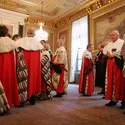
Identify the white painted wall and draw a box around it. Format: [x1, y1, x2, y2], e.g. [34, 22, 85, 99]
[0, 8, 28, 35]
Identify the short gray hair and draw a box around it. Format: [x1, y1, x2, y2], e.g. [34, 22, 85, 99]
[27, 29, 35, 37]
[58, 39, 65, 46]
[111, 30, 120, 37]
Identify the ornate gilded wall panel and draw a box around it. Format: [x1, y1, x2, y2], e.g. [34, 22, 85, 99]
[92, 5, 125, 49]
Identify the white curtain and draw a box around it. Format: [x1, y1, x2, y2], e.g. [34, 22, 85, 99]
[70, 16, 88, 82]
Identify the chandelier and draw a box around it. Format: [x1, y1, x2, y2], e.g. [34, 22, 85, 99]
[35, 1, 48, 41]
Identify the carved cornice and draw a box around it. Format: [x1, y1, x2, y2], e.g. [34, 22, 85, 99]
[56, 0, 118, 29]
[24, 16, 58, 31]
[0, 0, 119, 30]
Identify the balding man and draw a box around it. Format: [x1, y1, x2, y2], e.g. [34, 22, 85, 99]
[16, 29, 43, 105]
[52, 39, 68, 97]
[103, 30, 124, 106]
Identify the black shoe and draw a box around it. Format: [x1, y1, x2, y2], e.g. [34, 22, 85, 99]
[29, 95, 36, 105]
[61, 92, 66, 95]
[123, 112, 125, 115]
[98, 91, 105, 94]
[82, 91, 85, 96]
[84, 94, 91, 96]
[120, 104, 125, 109]
[121, 101, 125, 105]
[105, 101, 116, 106]
[0, 111, 10, 116]
[15, 104, 24, 108]
[53, 93, 62, 98]
[102, 96, 105, 99]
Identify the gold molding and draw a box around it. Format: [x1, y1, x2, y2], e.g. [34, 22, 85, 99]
[91, 0, 125, 19]
[56, 0, 117, 29]
[90, 0, 125, 50]
[0, 0, 121, 30]
[24, 16, 58, 31]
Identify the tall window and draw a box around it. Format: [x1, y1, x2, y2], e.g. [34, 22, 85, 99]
[70, 16, 88, 82]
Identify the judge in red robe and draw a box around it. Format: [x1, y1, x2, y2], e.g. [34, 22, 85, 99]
[52, 39, 68, 97]
[39, 40, 52, 100]
[79, 44, 94, 96]
[0, 25, 20, 108]
[16, 29, 43, 105]
[103, 30, 124, 106]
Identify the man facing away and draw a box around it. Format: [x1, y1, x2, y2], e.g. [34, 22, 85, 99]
[0, 25, 20, 109]
[103, 30, 124, 106]
[52, 39, 68, 98]
[16, 29, 43, 105]
[39, 40, 52, 100]
[79, 44, 94, 96]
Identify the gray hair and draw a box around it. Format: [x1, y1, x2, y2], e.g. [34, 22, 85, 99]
[46, 43, 51, 51]
[40, 40, 51, 51]
[111, 30, 120, 37]
[58, 39, 65, 46]
[27, 29, 35, 37]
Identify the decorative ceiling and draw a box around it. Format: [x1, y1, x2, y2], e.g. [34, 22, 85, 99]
[0, 0, 95, 20]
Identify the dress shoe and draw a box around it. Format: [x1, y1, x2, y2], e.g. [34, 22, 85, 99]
[84, 94, 91, 96]
[102, 96, 105, 99]
[105, 101, 116, 106]
[121, 101, 125, 105]
[0, 111, 10, 116]
[120, 104, 125, 109]
[53, 93, 62, 98]
[15, 104, 24, 108]
[98, 91, 105, 94]
[29, 95, 36, 105]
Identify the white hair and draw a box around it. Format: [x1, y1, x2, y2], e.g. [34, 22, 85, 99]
[58, 39, 65, 46]
[111, 30, 120, 37]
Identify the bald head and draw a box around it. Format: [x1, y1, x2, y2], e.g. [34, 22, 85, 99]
[27, 29, 35, 37]
[110, 30, 120, 42]
[56, 39, 64, 48]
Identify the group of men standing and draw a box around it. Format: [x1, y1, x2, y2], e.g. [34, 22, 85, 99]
[79, 30, 125, 114]
[0, 25, 68, 116]
[0, 24, 125, 116]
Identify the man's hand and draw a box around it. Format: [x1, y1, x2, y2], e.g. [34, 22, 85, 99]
[106, 51, 114, 58]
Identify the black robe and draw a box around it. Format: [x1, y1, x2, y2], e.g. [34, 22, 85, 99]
[95, 51, 107, 89]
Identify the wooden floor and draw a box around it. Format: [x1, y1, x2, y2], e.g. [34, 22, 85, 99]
[0, 84, 125, 125]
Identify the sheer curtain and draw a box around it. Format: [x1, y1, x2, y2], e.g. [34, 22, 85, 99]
[70, 16, 88, 82]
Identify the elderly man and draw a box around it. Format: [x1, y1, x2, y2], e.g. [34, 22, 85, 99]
[16, 29, 43, 105]
[52, 39, 68, 97]
[79, 44, 94, 96]
[103, 30, 124, 106]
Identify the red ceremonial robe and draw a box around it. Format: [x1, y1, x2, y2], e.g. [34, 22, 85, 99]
[0, 51, 19, 107]
[119, 75, 125, 101]
[22, 50, 41, 99]
[52, 55, 65, 93]
[79, 57, 94, 95]
[51, 46, 68, 94]
[105, 58, 123, 101]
